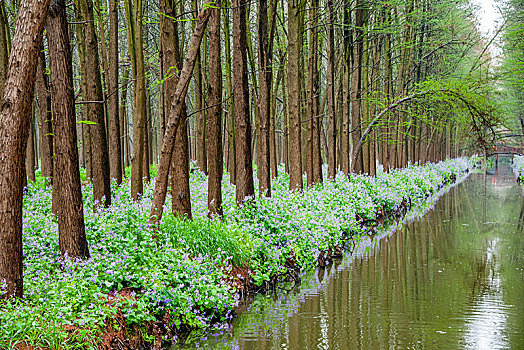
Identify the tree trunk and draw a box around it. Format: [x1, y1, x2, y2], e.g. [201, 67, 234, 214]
[256, 0, 271, 196]
[0, 0, 50, 299]
[150, 3, 211, 223]
[351, 0, 364, 173]
[208, 0, 223, 216]
[327, 0, 337, 179]
[193, 0, 207, 174]
[223, 0, 236, 183]
[77, 0, 111, 207]
[341, 2, 350, 176]
[47, 0, 89, 259]
[36, 49, 53, 184]
[126, 0, 147, 200]
[160, 0, 192, 218]
[232, 0, 255, 204]
[288, 0, 303, 190]
[120, 63, 131, 169]
[107, 0, 122, 183]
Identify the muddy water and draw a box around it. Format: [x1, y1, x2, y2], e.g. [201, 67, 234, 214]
[181, 161, 524, 349]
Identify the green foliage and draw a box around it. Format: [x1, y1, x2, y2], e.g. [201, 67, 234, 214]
[159, 216, 253, 267]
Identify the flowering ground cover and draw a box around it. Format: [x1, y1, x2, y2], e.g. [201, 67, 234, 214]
[0, 156, 481, 349]
[513, 155, 524, 182]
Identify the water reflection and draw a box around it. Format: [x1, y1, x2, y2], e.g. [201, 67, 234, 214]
[179, 161, 524, 349]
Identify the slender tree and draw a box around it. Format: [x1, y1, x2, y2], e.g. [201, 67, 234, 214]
[107, 0, 122, 183]
[207, 0, 224, 216]
[232, 0, 255, 203]
[257, 0, 271, 196]
[288, 0, 303, 190]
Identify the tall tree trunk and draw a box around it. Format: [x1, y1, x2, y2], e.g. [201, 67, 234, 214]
[327, 0, 336, 179]
[193, 0, 207, 174]
[47, 0, 89, 259]
[351, 0, 364, 173]
[160, 0, 192, 218]
[257, 0, 271, 196]
[77, 0, 111, 207]
[107, 0, 122, 183]
[306, 0, 316, 186]
[150, 3, 211, 224]
[36, 50, 53, 185]
[120, 63, 131, 169]
[340, 2, 351, 176]
[208, 0, 223, 216]
[223, 0, 236, 183]
[233, 0, 255, 203]
[126, 0, 147, 200]
[0, 0, 51, 299]
[288, 0, 303, 190]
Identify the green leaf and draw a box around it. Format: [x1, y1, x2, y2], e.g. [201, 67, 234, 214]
[77, 120, 98, 125]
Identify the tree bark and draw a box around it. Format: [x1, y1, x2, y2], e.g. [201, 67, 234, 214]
[327, 0, 336, 179]
[223, 0, 236, 183]
[0, 0, 51, 299]
[288, 0, 303, 190]
[47, 0, 89, 260]
[193, 0, 207, 174]
[36, 49, 53, 184]
[107, 0, 122, 183]
[126, 0, 147, 200]
[207, 0, 223, 216]
[351, 0, 364, 173]
[232, 0, 255, 203]
[256, 0, 271, 196]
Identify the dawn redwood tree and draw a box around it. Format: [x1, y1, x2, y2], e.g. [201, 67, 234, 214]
[193, 0, 207, 174]
[288, 0, 303, 190]
[232, 0, 255, 203]
[257, 0, 271, 196]
[150, 3, 212, 224]
[0, 0, 51, 299]
[326, 0, 336, 179]
[107, 0, 122, 184]
[76, 0, 111, 207]
[351, 0, 365, 173]
[47, 0, 89, 259]
[125, 0, 148, 201]
[36, 49, 53, 186]
[160, 0, 192, 219]
[207, 0, 224, 216]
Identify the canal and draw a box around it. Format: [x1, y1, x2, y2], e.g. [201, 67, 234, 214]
[180, 159, 524, 349]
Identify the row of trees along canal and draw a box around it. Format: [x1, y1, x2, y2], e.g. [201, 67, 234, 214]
[0, 0, 518, 299]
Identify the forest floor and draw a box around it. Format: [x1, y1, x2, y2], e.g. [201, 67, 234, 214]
[0, 156, 483, 349]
